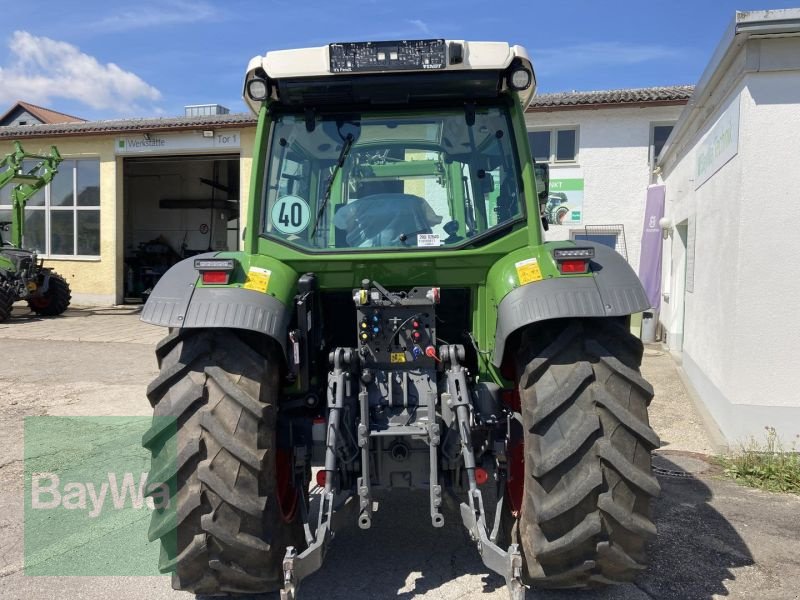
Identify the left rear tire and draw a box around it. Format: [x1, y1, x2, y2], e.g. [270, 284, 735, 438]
[143, 328, 304, 594]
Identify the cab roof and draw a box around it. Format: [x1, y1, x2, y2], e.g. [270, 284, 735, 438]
[243, 40, 535, 113]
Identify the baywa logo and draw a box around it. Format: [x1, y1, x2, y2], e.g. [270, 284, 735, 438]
[24, 416, 176, 576]
[31, 472, 169, 518]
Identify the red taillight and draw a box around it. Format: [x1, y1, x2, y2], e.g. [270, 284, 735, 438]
[475, 467, 489, 485]
[559, 259, 588, 274]
[316, 470, 327, 487]
[201, 271, 230, 284]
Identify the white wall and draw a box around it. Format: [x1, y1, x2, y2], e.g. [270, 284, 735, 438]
[526, 104, 684, 273]
[659, 37, 800, 443]
[731, 69, 800, 416]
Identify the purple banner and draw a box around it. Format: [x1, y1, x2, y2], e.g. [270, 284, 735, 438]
[638, 185, 666, 310]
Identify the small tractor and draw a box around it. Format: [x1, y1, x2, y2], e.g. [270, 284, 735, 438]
[0, 142, 71, 322]
[141, 39, 659, 599]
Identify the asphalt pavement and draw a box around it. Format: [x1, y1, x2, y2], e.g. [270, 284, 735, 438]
[1, 306, 799, 600]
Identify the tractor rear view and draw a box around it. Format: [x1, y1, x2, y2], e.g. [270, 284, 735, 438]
[141, 39, 659, 599]
[0, 142, 71, 322]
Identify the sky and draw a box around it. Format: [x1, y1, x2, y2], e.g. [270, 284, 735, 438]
[0, 0, 798, 121]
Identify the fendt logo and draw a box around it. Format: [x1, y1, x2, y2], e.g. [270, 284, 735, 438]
[31, 472, 169, 518]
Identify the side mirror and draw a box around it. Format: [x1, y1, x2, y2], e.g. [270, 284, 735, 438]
[534, 163, 550, 232]
[534, 162, 549, 202]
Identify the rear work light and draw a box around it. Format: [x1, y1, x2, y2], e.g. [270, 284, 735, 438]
[247, 77, 268, 101]
[553, 247, 594, 274]
[195, 258, 235, 285]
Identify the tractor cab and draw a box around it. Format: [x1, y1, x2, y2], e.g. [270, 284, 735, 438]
[244, 40, 538, 254]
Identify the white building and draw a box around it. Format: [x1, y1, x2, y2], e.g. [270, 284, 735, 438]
[525, 87, 691, 272]
[658, 9, 800, 444]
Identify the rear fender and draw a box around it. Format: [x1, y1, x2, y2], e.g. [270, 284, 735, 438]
[491, 242, 649, 367]
[141, 252, 298, 354]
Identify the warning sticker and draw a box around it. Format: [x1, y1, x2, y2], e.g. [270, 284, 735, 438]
[515, 257, 543, 285]
[417, 233, 441, 247]
[390, 352, 407, 363]
[243, 267, 271, 293]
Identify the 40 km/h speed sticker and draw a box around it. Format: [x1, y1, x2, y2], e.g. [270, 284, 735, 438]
[271, 195, 310, 235]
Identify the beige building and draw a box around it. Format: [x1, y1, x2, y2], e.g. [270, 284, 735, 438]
[1, 113, 257, 304]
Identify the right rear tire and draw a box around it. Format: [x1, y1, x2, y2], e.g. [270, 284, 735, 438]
[512, 319, 660, 588]
[143, 328, 303, 594]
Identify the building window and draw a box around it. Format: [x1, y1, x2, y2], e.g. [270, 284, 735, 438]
[0, 159, 100, 257]
[528, 131, 550, 162]
[527, 127, 578, 163]
[571, 224, 629, 262]
[650, 123, 675, 164]
[573, 231, 617, 248]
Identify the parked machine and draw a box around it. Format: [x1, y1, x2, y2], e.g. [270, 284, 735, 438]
[141, 39, 659, 599]
[0, 142, 71, 322]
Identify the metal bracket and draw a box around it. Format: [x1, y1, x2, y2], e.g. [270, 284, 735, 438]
[442, 344, 527, 600]
[357, 384, 372, 529]
[281, 347, 356, 600]
[428, 419, 444, 527]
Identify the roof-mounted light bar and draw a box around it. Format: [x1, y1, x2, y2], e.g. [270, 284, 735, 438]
[243, 40, 536, 113]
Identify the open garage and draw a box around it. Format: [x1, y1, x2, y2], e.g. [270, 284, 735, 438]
[122, 153, 240, 301]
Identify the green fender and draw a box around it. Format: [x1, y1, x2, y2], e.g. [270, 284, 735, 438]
[487, 241, 650, 367]
[140, 251, 299, 353]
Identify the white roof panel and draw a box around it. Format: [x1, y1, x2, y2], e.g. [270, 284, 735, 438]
[243, 40, 535, 113]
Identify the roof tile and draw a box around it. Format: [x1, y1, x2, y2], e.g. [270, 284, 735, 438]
[529, 85, 695, 109]
[0, 112, 257, 139]
[17, 101, 86, 124]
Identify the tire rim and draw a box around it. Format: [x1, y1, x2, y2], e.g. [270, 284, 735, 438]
[275, 448, 299, 523]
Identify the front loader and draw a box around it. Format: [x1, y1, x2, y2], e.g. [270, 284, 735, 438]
[141, 39, 659, 599]
[0, 142, 71, 322]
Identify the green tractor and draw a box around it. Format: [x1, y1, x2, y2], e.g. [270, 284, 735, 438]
[0, 142, 72, 322]
[141, 39, 659, 599]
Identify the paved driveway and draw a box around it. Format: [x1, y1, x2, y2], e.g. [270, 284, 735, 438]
[1, 307, 799, 599]
[0, 303, 164, 345]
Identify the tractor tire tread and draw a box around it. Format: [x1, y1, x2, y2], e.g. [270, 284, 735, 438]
[516, 318, 659, 589]
[28, 272, 71, 316]
[145, 329, 302, 595]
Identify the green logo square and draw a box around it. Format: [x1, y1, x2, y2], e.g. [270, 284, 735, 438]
[24, 416, 175, 576]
